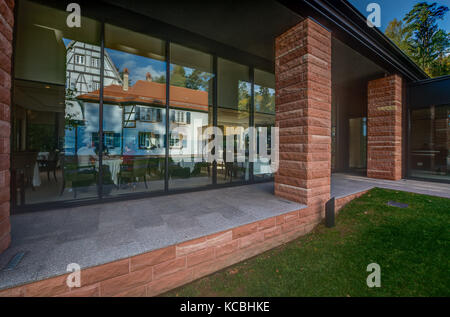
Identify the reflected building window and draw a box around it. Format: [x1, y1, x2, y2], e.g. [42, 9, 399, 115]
[74, 54, 85, 65]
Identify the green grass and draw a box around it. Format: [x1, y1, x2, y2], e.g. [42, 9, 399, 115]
[164, 188, 450, 297]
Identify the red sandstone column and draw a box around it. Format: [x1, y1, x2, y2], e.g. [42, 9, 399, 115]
[0, 0, 14, 254]
[274, 18, 331, 207]
[367, 74, 403, 181]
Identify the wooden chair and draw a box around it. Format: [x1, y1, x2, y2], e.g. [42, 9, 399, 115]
[118, 157, 149, 189]
[60, 154, 97, 198]
[38, 151, 59, 183]
[12, 152, 38, 190]
[11, 152, 38, 205]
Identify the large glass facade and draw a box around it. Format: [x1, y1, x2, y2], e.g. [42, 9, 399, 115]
[217, 58, 250, 184]
[12, 0, 275, 210]
[169, 44, 214, 189]
[12, 0, 102, 205]
[254, 69, 275, 180]
[101, 24, 167, 195]
[409, 105, 450, 182]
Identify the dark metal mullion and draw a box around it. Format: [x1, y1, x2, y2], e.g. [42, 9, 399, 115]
[98, 22, 105, 199]
[212, 55, 218, 185]
[164, 41, 170, 192]
[249, 67, 255, 183]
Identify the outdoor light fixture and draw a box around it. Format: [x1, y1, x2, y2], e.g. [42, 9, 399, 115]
[325, 197, 335, 228]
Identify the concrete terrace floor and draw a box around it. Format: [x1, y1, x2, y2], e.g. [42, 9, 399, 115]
[331, 173, 450, 199]
[0, 174, 449, 291]
[0, 182, 305, 291]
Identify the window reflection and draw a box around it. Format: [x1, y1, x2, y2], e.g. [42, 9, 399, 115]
[12, 0, 278, 209]
[409, 105, 450, 182]
[217, 58, 250, 183]
[169, 44, 214, 189]
[12, 0, 102, 205]
[97, 24, 167, 194]
[254, 69, 275, 180]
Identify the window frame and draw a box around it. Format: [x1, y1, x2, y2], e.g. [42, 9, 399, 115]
[74, 54, 85, 65]
[91, 57, 100, 68]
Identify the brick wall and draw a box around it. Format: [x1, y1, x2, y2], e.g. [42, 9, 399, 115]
[0, 0, 13, 254]
[274, 18, 331, 208]
[335, 190, 369, 213]
[367, 74, 403, 181]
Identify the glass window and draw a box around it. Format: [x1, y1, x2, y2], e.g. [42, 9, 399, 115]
[254, 69, 275, 180]
[91, 57, 100, 68]
[139, 132, 161, 150]
[100, 23, 167, 195]
[11, 0, 277, 210]
[217, 58, 250, 183]
[409, 105, 450, 182]
[12, 0, 102, 206]
[169, 43, 214, 189]
[75, 54, 85, 65]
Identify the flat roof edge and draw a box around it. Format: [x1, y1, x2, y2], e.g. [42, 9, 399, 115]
[278, 0, 429, 82]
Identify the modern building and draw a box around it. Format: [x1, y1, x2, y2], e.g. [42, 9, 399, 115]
[0, 0, 449, 296]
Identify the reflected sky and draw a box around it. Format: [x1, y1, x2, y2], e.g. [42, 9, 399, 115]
[106, 48, 166, 86]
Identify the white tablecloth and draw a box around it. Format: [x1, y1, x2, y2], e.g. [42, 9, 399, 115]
[254, 161, 273, 174]
[32, 163, 41, 187]
[97, 159, 122, 185]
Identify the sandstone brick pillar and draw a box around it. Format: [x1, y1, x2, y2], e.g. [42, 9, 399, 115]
[367, 74, 403, 181]
[274, 18, 331, 207]
[0, 0, 14, 254]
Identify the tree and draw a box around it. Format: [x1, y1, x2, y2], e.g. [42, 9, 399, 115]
[403, 2, 449, 75]
[238, 81, 250, 110]
[185, 69, 211, 90]
[154, 74, 166, 84]
[430, 53, 450, 77]
[170, 65, 187, 87]
[429, 29, 450, 76]
[385, 18, 412, 54]
[259, 86, 274, 113]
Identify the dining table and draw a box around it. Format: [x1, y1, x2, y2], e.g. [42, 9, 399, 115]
[96, 158, 123, 186]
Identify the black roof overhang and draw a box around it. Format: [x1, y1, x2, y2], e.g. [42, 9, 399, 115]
[408, 75, 450, 109]
[25, 0, 427, 81]
[277, 0, 429, 82]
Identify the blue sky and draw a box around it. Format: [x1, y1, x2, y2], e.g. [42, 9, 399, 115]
[348, 0, 450, 32]
[106, 48, 166, 86]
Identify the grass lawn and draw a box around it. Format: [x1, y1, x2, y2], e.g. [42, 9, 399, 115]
[164, 188, 450, 297]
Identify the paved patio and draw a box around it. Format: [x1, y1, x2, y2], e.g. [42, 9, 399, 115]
[0, 182, 305, 291]
[331, 173, 450, 199]
[0, 174, 449, 291]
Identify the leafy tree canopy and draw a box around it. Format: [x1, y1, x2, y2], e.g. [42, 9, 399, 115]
[385, 2, 450, 77]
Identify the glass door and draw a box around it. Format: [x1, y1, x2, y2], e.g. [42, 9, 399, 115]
[348, 117, 367, 172]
